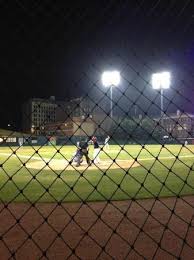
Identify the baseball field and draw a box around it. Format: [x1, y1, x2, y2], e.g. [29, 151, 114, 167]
[0, 144, 194, 203]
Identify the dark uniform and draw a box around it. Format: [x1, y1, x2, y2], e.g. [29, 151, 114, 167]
[69, 148, 83, 164]
[76, 139, 91, 167]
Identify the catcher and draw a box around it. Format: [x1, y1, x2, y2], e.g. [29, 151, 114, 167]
[70, 146, 83, 165]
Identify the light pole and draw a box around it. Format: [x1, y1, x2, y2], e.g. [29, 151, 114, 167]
[151, 71, 171, 117]
[102, 70, 120, 118]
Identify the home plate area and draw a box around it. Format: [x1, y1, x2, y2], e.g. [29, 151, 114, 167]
[26, 159, 140, 171]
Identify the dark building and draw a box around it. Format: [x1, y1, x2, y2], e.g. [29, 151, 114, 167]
[43, 116, 96, 137]
[161, 110, 194, 140]
[22, 96, 57, 135]
[22, 96, 107, 135]
[56, 97, 100, 122]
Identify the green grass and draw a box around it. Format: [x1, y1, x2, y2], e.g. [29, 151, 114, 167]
[0, 144, 194, 203]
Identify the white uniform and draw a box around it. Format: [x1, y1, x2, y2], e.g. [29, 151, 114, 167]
[93, 139, 101, 164]
[93, 148, 100, 164]
[104, 136, 110, 150]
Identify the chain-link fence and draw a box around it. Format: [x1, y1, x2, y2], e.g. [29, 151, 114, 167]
[0, 1, 194, 259]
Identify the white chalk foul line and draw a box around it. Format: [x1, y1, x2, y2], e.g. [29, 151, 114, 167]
[139, 154, 194, 162]
[105, 154, 194, 163]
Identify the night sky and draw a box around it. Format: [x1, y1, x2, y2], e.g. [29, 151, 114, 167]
[0, 1, 194, 130]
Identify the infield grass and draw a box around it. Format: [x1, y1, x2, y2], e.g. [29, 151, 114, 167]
[0, 144, 194, 202]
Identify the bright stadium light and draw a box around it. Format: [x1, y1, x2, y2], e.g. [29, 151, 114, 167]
[151, 71, 171, 117]
[102, 71, 120, 87]
[152, 71, 171, 90]
[102, 70, 121, 118]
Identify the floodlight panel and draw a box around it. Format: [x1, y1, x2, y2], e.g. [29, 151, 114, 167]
[152, 72, 171, 89]
[102, 71, 120, 87]
[152, 73, 161, 89]
[161, 72, 171, 89]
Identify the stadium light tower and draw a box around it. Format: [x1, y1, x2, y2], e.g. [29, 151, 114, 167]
[151, 71, 171, 117]
[102, 70, 120, 118]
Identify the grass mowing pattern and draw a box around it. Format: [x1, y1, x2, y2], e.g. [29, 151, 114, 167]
[0, 145, 194, 202]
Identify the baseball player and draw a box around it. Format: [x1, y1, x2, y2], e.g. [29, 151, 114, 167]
[104, 135, 110, 150]
[69, 146, 83, 165]
[92, 136, 101, 164]
[75, 138, 91, 167]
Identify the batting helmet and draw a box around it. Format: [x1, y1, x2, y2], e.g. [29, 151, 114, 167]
[92, 136, 97, 142]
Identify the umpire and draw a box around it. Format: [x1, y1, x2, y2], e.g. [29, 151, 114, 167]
[76, 138, 91, 167]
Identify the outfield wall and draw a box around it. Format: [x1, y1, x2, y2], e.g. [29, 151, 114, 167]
[0, 135, 187, 147]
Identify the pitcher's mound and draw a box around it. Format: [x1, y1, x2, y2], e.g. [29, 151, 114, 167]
[26, 159, 140, 171]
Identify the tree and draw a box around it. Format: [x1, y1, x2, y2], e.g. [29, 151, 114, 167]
[111, 116, 167, 143]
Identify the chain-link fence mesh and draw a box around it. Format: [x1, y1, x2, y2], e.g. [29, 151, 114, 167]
[0, 1, 194, 259]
